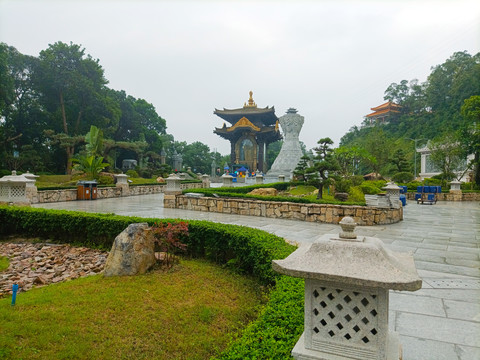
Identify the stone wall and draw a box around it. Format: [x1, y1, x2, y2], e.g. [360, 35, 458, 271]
[33, 183, 202, 204]
[405, 191, 480, 201]
[168, 195, 403, 226]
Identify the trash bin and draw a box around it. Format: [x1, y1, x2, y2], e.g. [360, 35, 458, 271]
[77, 181, 98, 200]
[400, 194, 407, 206]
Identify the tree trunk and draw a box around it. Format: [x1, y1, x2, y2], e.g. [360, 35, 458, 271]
[65, 146, 74, 175]
[59, 91, 68, 134]
[316, 183, 323, 199]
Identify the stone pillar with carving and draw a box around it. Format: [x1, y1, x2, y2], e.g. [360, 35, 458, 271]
[266, 108, 304, 181]
[273, 217, 422, 360]
[115, 173, 129, 196]
[163, 174, 182, 208]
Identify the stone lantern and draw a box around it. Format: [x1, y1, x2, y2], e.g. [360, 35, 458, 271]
[0, 170, 36, 205]
[255, 174, 264, 184]
[273, 217, 422, 360]
[382, 181, 402, 209]
[278, 174, 286, 182]
[114, 173, 129, 196]
[163, 173, 182, 208]
[221, 173, 233, 187]
[449, 180, 461, 191]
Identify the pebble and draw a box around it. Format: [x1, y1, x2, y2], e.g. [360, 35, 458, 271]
[0, 242, 108, 297]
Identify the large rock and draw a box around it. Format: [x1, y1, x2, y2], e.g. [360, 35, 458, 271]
[103, 223, 156, 277]
[248, 188, 278, 196]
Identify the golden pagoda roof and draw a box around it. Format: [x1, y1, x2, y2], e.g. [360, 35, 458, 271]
[214, 91, 278, 126]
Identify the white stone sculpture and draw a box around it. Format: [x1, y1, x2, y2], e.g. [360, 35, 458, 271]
[266, 108, 304, 181]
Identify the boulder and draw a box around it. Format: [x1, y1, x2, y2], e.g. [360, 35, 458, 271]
[156, 176, 165, 183]
[103, 223, 156, 277]
[248, 188, 278, 196]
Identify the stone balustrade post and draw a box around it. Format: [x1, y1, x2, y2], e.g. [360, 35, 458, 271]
[449, 180, 462, 201]
[255, 175, 264, 184]
[202, 174, 210, 188]
[114, 173, 129, 196]
[278, 175, 285, 182]
[221, 174, 233, 187]
[164, 173, 182, 208]
[273, 217, 422, 360]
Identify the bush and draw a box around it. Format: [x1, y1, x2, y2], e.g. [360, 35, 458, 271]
[348, 186, 365, 202]
[125, 169, 139, 178]
[423, 177, 442, 186]
[359, 181, 383, 195]
[0, 206, 301, 358]
[97, 175, 114, 185]
[334, 178, 352, 193]
[349, 175, 365, 186]
[392, 172, 414, 183]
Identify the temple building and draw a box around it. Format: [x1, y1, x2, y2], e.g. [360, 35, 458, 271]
[364, 101, 401, 126]
[213, 91, 282, 172]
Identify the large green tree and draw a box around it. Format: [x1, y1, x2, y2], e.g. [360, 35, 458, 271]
[307, 138, 339, 199]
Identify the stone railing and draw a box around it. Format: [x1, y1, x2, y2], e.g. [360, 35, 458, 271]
[33, 183, 203, 204]
[405, 191, 480, 201]
[167, 195, 402, 226]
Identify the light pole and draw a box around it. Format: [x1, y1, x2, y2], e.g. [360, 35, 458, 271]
[406, 138, 424, 179]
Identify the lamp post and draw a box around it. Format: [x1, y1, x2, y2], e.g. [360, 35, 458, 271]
[406, 138, 424, 179]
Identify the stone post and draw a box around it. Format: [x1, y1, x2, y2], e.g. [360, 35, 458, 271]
[115, 173, 129, 196]
[202, 174, 210, 188]
[23, 171, 39, 203]
[382, 181, 401, 209]
[221, 174, 233, 187]
[0, 170, 36, 205]
[273, 217, 422, 360]
[164, 173, 182, 208]
[278, 175, 285, 182]
[449, 180, 462, 201]
[255, 174, 264, 184]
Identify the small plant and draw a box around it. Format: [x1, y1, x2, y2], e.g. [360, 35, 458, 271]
[0, 256, 9, 272]
[151, 222, 189, 268]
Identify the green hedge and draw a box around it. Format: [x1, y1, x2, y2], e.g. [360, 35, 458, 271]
[0, 205, 303, 358]
[184, 183, 365, 206]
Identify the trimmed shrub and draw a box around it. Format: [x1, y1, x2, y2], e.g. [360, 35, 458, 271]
[392, 172, 414, 183]
[359, 182, 383, 195]
[0, 206, 303, 358]
[125, 169, 139, 178]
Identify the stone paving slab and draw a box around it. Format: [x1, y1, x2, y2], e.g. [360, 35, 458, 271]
[399, 335, 459, 360]
[396, 312, 480, 347]
[444, 299, 480, 322]
[390, 292, 446, 317]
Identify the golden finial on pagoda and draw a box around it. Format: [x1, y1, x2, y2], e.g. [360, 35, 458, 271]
[244, 91, 257, 108]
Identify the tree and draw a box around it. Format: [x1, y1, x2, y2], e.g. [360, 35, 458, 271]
[334, 146, 375, 177]
[428, 134, 471, 184]
[33, 41, 111, 173]
[307, 138, 339, 199]
[460, 95, 480, 186]
[293, 154, 311, 182]
[390, 149, 411, 173]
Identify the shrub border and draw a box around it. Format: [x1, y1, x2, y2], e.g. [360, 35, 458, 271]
[0, 206, 303, 359]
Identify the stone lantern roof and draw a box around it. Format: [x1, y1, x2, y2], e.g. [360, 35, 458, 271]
[0, 170, 36, 184]
[272, 217, 421, 291]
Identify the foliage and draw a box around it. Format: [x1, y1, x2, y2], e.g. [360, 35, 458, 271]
[428, 133, 472, 184]
[334, 146, 375, 177]
[359, 181, 385, 195]
[97, 174, 114, 185]
[151, 221, 189, 268]
[0, 259, 263, 359]
[460, 95, 480, 185]
[348, 186, 366, 202]
[71, 154, 109, 180]
[215, 276, 304, 360]
[292, 154, 310, 182]
[392, 171, 414, 183]
[307, 138, 340, 199]
[334, 178, 352, 193]
[0, 206, 304, 359]
[126, 169, 139, 178]
[340, 51, 480, 179]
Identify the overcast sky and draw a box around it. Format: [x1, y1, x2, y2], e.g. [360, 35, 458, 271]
[1, 0, 479, 155]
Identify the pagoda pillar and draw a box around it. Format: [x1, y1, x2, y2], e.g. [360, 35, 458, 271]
[230, 141, 236, 165]
[258, 141, 265, 172]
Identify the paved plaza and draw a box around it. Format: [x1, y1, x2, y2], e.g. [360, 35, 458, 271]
[33, 195, 480, 360]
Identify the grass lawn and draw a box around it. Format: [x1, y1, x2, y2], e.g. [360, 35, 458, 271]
[0, 256, 8, 272]
[0, 258, 265, 360]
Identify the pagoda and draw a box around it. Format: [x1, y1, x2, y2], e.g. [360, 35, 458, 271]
[364, 101, 401, 125]
[213, 91, 281, 172]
